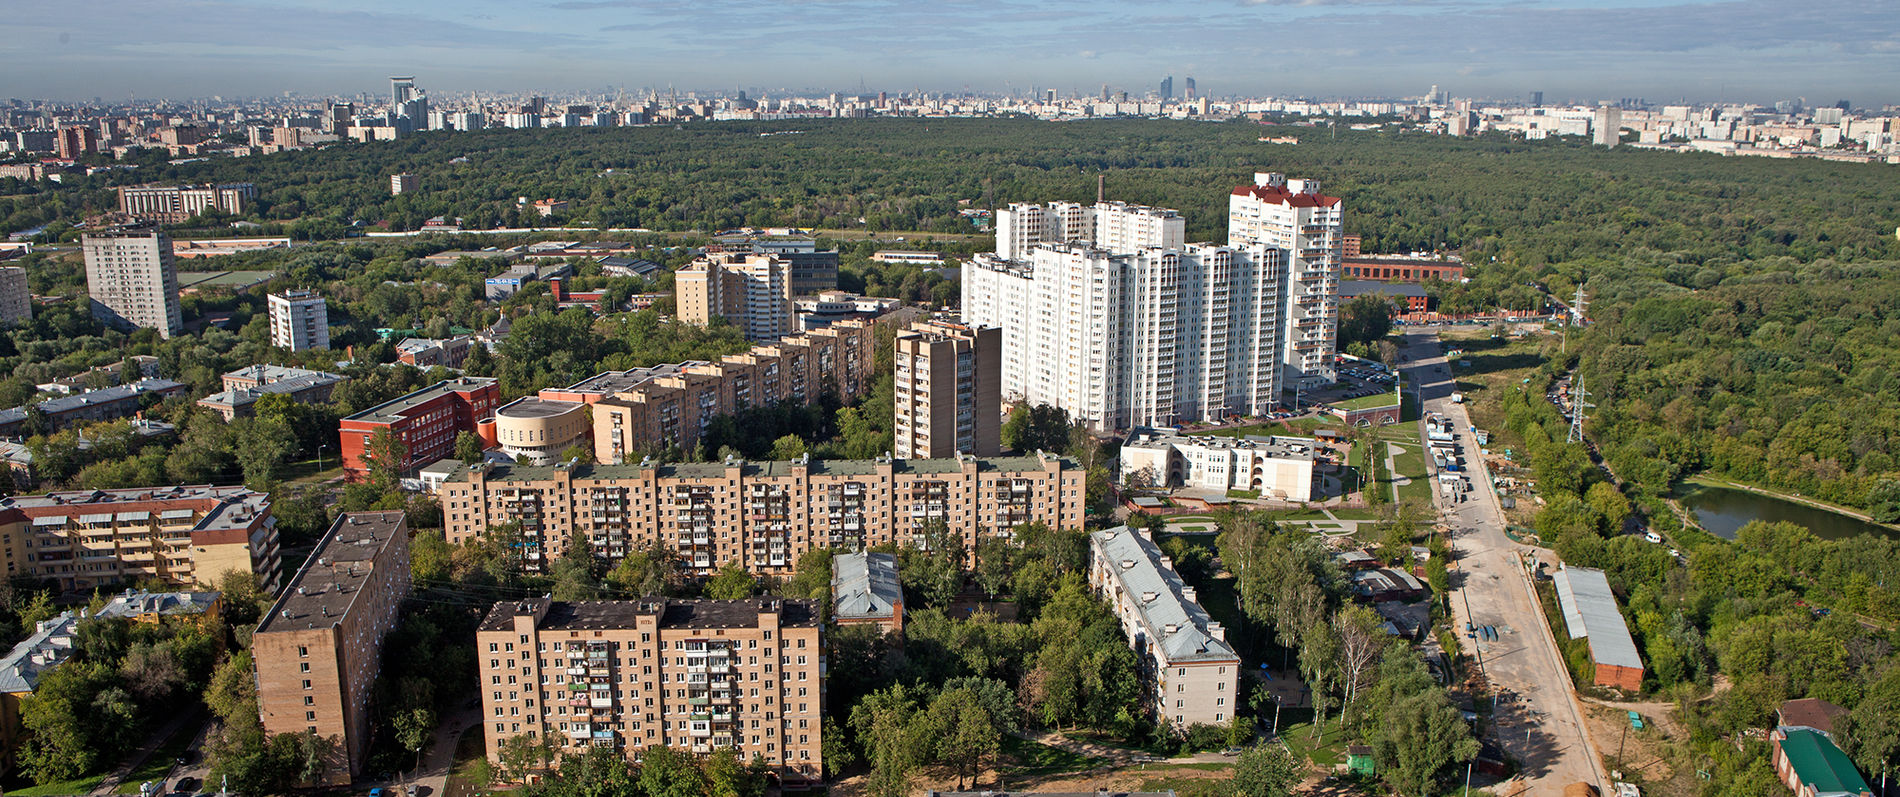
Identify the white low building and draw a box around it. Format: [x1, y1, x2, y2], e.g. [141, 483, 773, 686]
[1119, 429, 1317, 501]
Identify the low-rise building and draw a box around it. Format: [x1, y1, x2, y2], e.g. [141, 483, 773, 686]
[485, 263, 573, 301]
[794, 291, 902, 331]
[487, 397, 592, 466]
[254, 511, 411, 785]
[832, 552, 903, 634]
[1551, 565, 1645, 691]
[197, 365, 348, 420]
[1342, 256, 1464, 282]
[438, 451, 1084, 577]
[1770, 727, 1872, 797]
[0, 485, 281, 592]
[0, 378, 187, 436]
[339, 378, 500, 481]
[477, 597, 824, 786]
[1117, 430, 1317, 501]
[1088, 525, 1240, 730]
[395, 336, 476, 368]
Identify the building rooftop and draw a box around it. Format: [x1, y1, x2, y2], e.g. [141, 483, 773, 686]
[1777, 728, 1871, 795]
[0, 378, 186, 425]
[94, 589, 221, 619]
[256, 511, 407, 635]
[1778, 698, 1849, 736]
[0, 589, 221, 693]
[1552, 565, 1644, 672]
[496, 397, 586, 419]
[1126, 430, 1319, 461]
[343, 378, 495, 425]
[559, 362, 709, 396]
[479, 597, 820, 632]
[0, 484, 270, 542]
[1090, 526, 1238, 664]
[199, 368, 346, 409]
[833, 552, 902, 621]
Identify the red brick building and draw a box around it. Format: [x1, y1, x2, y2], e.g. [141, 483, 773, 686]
[1340, 280, 1430, 314]
[1343, 256, 1464, 282]
[339, 378, 500, 481]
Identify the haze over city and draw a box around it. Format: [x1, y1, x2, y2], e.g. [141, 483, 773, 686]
[9, 0, 1900, 105]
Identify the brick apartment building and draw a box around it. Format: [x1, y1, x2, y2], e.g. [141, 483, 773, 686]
[254, 511, 412, 784]
[477, 597, 824, 786]
[0, 485, 281, 592]
[531, 320, 873, 464]
[437, 451, 1084, 577]
[339, 378, 500, 481]
[1089, 525, 1240, 730]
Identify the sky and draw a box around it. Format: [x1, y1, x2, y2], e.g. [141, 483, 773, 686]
[4, 0, 1898, 106]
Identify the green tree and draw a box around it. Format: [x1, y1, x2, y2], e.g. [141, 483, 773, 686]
[366, 427, 409, 493]
[1001, 403, 1071, 454]
[638, 746, 708, 797]
[1339, 293, 1396, 346]
[395, 707, 436, 777]
[455, 431, 486, 464]
[1372, 691, 1480, 797]
[1231, 744, 1300, 797]
[705, 561, 757, 600]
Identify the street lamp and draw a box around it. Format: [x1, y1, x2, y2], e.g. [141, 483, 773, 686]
[318, 443, 329, 474]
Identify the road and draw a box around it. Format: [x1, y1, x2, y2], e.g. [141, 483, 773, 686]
[1399, 328, 1609, 795]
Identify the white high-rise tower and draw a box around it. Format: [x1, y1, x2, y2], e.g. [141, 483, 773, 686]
[1227, 173, 1343, 390]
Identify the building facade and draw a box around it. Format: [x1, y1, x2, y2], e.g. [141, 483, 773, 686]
[338, 378, 501, 481]
[677, 253, 795, 341]
[0, 378, 188, 436]
[1341, 257, 1464, 282]
[268, 289, 330, 351]
[83, 228, 182, 337]
[477, 598, 824, 785]
[489, 398, 593, 466]
[437, 451, 1084, 577]
[116, 184, 257, 224]
[1117, 430, 1317, 501]
[255, 511, 412, 784]
[1228, 173, 1343, 389]
[893, 321, 1001, 459]
[0, 267, 29, 327]
[1088, 526, 1240, 730]
[576, 321, 874, 463]
[390, 173, 418, 195]
[0, 485, 281, 592]
[197, 365, 348, 421]
[963, 233, 1285, 432]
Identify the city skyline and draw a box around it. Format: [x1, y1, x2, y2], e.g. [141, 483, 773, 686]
[7, 0, 1899, 106]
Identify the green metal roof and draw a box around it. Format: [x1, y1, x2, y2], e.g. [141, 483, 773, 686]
[1780, 729, 1870, 795]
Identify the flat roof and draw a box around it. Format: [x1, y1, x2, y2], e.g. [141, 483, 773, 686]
[496, 397, 587, 419]
[559, 362, 707, 395]
[256, 511, 407, 635]
[479, 597, 819, 632]
[1552, 565, 1644, 672]
[1128, 430, 1319, 461]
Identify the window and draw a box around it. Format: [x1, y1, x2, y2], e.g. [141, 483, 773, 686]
[1176, 699, 1183, 708]
[300, 662, 310, 673]
[298, 646, 309, 657]
[303, 696, 314, 706]
[302, 680, 312, 690]
[305, 711, 316, 721]
[1217, 698, 1225, 706]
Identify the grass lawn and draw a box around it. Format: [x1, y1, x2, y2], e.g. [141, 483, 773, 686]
[1332, 392, 1402, 412]
[280, 455, 346, 486]
[112, 726, 198, 794]
[444, 728, 503, 797]
[1278, 715, 1353, 768]
[7, 775, 107, 797]
[997, 734, 1111, 777]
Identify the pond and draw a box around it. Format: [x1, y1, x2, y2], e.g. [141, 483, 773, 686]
[1680, 483, 1897, 541]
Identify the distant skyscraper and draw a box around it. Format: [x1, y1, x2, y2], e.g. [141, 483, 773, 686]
[328, 102, 354, 136]
[1530, 90, 1544, 107]
[1184, 76, 1197, 100]
[390, 173, 418, 196]
[1160, 76, 1174, 102]
[83, 228, 182, 338]
[390, 76, 415, 109]
[1101, 84, 1110, 102]
[1593, 107, 1623, 147]
[0, 266, 30, 327]
[269, 289, 330, 351]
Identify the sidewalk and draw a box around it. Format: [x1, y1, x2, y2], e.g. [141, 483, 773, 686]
[91, 709, 206, 796]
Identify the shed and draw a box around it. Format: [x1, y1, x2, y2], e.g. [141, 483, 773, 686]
[1552, 564, 1645, 691]
[1345, 745, 1376, 777]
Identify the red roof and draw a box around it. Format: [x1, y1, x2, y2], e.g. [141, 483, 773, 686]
[1231, 184, 1341, 208]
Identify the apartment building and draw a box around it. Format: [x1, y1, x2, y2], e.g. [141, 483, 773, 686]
[476, 597, 824, 786]
[1228, 172, 1343, 389]
[254, 511, 411, 784]
[83, 227, 182, 337]
[197, 364, 347, 421]
[748, 238, 840, 294]
[0, 267, 29, 327]
[390, 173, 418, 195]
[437, 450, 1084, 577]
[1088, 525, 1239, 730]
[338, 378, 501, 481]
[1117, 430, 1318, 501]
[676, 252, 794, 341]
[964, 235, 1285, 432]
[268, 289, 330, 351]
[893, 321, 1001, 459]
[568, 321, 873, 463]
[0, 485, 281, 593]
[116, 183, 257, 224]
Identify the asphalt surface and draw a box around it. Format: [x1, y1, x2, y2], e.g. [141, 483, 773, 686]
[1399, 328, 1609, 795]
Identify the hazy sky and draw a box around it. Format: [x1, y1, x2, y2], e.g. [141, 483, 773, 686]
[6, 0, 1898, 106]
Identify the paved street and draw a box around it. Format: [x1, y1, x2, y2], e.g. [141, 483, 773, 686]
[1399, 329, 1609, 795]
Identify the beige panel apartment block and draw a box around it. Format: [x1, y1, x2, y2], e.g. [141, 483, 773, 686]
[438, 452, 1084, 577]
[82, 228, 182, 338]
[254, 512, 411, 784]
[894, 321, 1001, 459]
[674, 253, 793, 341]
[0, 485, 280, 592]
[476, 598, 824, 786]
